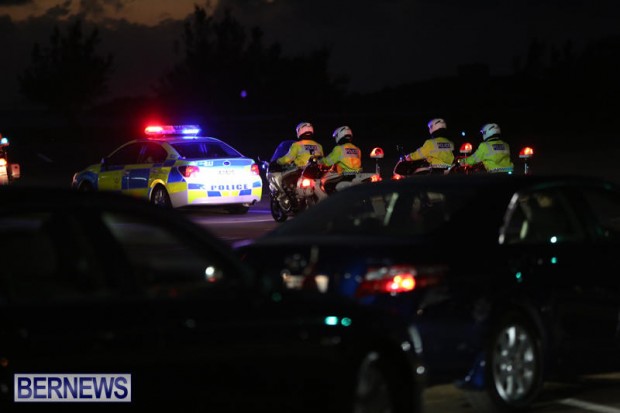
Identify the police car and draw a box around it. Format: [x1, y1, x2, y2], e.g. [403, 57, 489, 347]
[71, 125, 262, 212]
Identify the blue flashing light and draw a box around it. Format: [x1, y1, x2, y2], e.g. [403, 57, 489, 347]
[461, 131, 466, 137]
[551, 256, 558, 264]
[550, 236, 558, 244]
[0, 137, 8, 145]
[515, 271, 523, 283]
[240, 89, 248, 99]
[341, 317, 352, 327]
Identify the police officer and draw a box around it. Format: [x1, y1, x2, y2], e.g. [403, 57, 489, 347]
[459, 123, 514, 173]
[406, 118, 455, 174]
[320, 126, 362, 194]
[276, 122, 324, 189]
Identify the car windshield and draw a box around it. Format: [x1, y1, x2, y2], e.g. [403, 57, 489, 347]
[265, 182, 509, 241]
[171, 140, 243, 159]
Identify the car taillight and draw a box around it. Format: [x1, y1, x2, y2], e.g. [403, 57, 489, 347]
[251, 164, 260, 175]
[392, 173, 405, 180]
[356, 264, 445, 297]
[371, 174, 382, 182]
[178, 165, 200, 178]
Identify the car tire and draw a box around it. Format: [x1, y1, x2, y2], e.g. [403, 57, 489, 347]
[79, 181, 94, 192]
[151, 185, 172, 208]
[353, 352, 396, 413]
[465, 312, 543, 413]
[226, 204, 250, 214]
[270, 196, 288, 222]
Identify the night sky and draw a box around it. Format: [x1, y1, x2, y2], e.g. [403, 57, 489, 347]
[1, 0, 620, 105]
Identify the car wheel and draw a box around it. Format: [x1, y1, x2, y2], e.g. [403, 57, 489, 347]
[466, 312, 543, 413]
[353, 352, 395, 413]
[151, 185, 172, 208]
[79, 181, 94, 192]
[270, 196, 288, 222]
[226, 204, 250, 214]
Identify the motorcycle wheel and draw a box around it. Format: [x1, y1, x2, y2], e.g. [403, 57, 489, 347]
[270, 195, 288, 222]
[304, 194, 319, 210]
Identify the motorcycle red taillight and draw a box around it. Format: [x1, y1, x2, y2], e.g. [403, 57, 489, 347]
[356, 264, 446, 298]
[300, 178, 315, 188]
[178, 165, 200, 178]
[251, 164, 260, 175]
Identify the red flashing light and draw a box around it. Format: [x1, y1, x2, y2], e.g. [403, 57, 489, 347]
[370, 147, 384, 159]
[460, 142, 473, 154]
[145, 125, 164, 135]
[251, 164, 260, 175]
[371, 174, 382, 182]
[519, 146, 534, 158]
[178, 165, 200, 178]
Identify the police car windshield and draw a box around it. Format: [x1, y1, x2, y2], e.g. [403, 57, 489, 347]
[171, 141, 243, 160]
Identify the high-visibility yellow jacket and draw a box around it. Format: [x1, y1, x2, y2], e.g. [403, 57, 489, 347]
[277, 139, 324, 167]
[462, 137, 514, 173]
[320, 142, 362, 173]
[408, 137, 455, 168]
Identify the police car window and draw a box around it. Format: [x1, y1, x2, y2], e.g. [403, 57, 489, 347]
[108, 142, 143, 165]
[0, 212, 111, 303]
[101, 212, 227, 296]
[171, 141, 242, 159]
[139, 142, 167, 164]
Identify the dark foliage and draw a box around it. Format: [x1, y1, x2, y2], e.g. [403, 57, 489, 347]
[18, 19, 114, 119]
[157, 6, 348, 117]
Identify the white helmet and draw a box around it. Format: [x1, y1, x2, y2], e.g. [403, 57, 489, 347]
[332, 125, 353, 144]
[427, 118, 447, 134]
[295, 122, 314, 138]
[480, 123, 501, 140]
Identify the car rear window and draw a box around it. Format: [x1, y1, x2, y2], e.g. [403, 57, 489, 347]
[268, 185, 486, 239]
[171, 141, 242, 159]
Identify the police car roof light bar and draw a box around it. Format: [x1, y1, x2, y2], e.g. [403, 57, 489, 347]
[145, 125, 201, 137]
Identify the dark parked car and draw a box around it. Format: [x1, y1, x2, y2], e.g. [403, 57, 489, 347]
[0, 186, 424, 413]
[236, 173, 620, 413]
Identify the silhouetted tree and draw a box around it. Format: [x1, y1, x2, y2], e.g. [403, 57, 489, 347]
[159, 6, 347, 116]
[18, 19, 114, 119]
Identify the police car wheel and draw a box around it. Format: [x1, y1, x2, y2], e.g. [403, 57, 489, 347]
[79, 182, 94, 192]
[151, 186, 172, 208]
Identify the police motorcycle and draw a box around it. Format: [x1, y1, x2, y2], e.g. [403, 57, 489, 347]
[0, 134, 20, 186]
[391, 144, 456, 179]
[263, 147, 384, 223]
[262, 151, 325, 223]
[392, 142, 534, 179]
[445, 143, 535, 175]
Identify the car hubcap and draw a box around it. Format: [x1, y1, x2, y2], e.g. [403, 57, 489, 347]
[492, 324, 536, 402]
